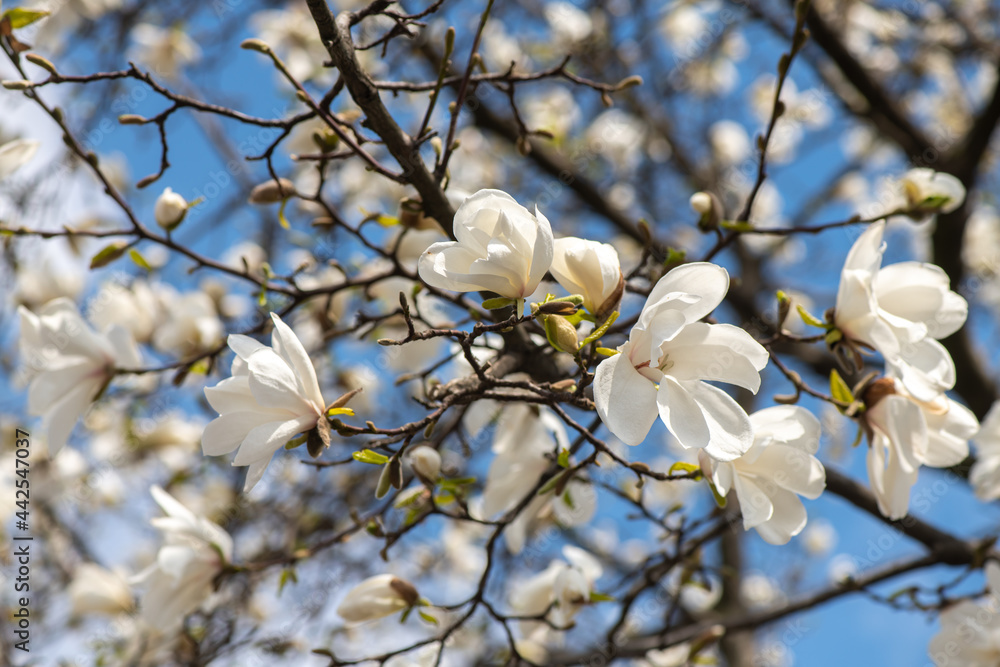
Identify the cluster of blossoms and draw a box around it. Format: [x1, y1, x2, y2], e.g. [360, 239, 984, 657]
[11, 172, 987, 647]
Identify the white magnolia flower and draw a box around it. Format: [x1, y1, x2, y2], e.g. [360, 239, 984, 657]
[129, 24, 201, 80]
[417, 189, 553, 308]
[0, 138, 39, 179]
[594, 263, 769, 458]
[835, 221, 967, 400]
[130, 486, 233, 630]
[544, 1, 593, 47]
[585, 109, 646, 172]
[971, 401, 1000, 501]
[250, 6, 330, 82]
[481, 404, 596, 553]
[69, 564, 133, 616]
[407, 445, 441, 483]
[927, 562, 1000, 666]
[510, 545, 602, 628]
[899, 168, 966, 215]
[863, 377, 978, 519]
[19, 298, 140, 455]
[336, 574, 420, 624]
[154, 187, 189, 230]
[699, 406, 826, 545]
[152, 287, 224, 357]
[87, 279, 159, 344]
[550, 237, 623, 319]
[202, 313, 327, 492]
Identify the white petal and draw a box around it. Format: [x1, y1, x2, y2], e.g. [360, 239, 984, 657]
[0, 138, 40, 179]
[753, 488, 808, 545]
[749, 405, 821, 454]
[660, 322, 767, 393]
[202, 411, 279, 456]
[232, 414, 316, 466]
[643, 262, 729, 323]
[732, 474, 773, 529]
[663, 379, 753, 460]
[418, 242, 517, 296]
[269, 313, 324, 408]
[890, 338, 955, 401]
[656, 376, 710, 451]
[923, 399, 977, 468]
[593, 349, 659, 446]
[43, 380, 102, 455]
[228, 333, 267, 361]
[247, 349, 317, 415]
[874, 262, 967, 338]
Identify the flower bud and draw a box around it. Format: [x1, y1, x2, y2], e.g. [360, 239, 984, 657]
[336, 574, 420, 623]
[690, 191, 724, 232]
[248, 178, 296, 204]
[154, 187, 189, 230]
[862, 377, 896, 410]
[407, 445, 441, 483]
[544, 314, 579, 354]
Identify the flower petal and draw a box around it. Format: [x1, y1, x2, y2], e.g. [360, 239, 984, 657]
[593, 349, 659, 446]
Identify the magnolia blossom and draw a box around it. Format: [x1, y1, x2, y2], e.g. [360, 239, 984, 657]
[152, 288, 224, 357]
[417, 189, 553, 307]
[899, 168, 966, 215]
[130, 486, 233, 629]
[971, 402, 1000, 501]
[481, 404, 596, 553]
[407, 445, 441, 483]
[336, 574, 420, 623]
[510, 545, 602, 628]
[202, 313, 327, 492]
[835, 221, 967, 400]
[699, 406, 825, 545]
[68, 564, 133, 616]
[550, 236, 623, 318]
[594, 263, 769, 458]
[154, 187, 189, 230]
[128, 23, 201, 80]
[19, 298, 140, 455]
[927, 562, 1000, 666]
[0, 138, 39, 179]
[863, 377, 978, 519]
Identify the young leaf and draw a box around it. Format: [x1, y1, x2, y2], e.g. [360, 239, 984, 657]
[829, 369, 853, 406]
[129, 249, 152, 271]
[90, 241, 128, 269]
[353, 449, 389, 465]
[796, 304, 826, 329]
[482, 296, 515, 310]
[3, 8, 50, 29]
[579, 310, 619, 350]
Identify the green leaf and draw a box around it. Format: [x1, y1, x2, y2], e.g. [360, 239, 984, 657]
[482, 296, 515, 310]
[824, 328, 843, 345]
[3, 8, 50, 29]
[579, 310, 619, 350]
[438, 476, 476, 491]
[417, 610, 439, 625]
[707, 479, 727, 508]
[128, 249, 152, 271]
[284, 434, 308, 450]
[557, 449, 570, 468]
[353, 449, 389, 465]
[277, 567, 298, 595]
[721, 220, 755, 232]
[796, 304, 826, 328]
[537, 470, 569, 496]
[277, 198, 290, 229]
[589, 591, 615, 603]
[851, 423, 865, 448]
[596, 347, 619, 356]
[669, 461, 701, 477]
[89, 241, 128, 269]
[663, 247, 687, 267]
[829, 369, 853, 405]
